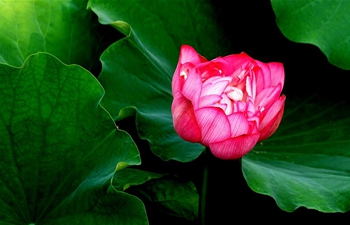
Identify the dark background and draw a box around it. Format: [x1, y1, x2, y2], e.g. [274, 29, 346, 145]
[207, 0, 350, 224]
[120, 0, 350, 224]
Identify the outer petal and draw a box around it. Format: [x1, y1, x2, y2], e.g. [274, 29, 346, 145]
[268, 62, 285, 88]
[182, 68, 202, 109]
[172, 64, 182, 96]
[254, 62, 271, 93]
[172, 45, 206, 96]
[254, 83, 282, 110]
[172, 62, 195, 96]
[223, 52, 253, 73]
[197, 60, 226, 80]
[179, 45, 205, 65]
[259, 95, 286, 141]
[195, 107, 231, 146]
[172, 92, 202, 142]
[211, 57, 235, 76]
[209, 133, 260, 160]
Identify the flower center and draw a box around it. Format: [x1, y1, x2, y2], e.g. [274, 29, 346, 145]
[225, 86, 243, 102]
[199, 72, 260, 118]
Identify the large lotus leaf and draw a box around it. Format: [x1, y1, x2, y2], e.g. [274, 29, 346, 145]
[242, 97, 350, 212]
[0, 0, 102, 71]
[87, 0, 231, 62]
[271, 0, 350, 70]
[87, 0, 231, 162]
[96, 39, 204, 162]
[0, 53, 147, 224]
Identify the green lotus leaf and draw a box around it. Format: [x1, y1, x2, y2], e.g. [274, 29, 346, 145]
[243, 97, 350, 212]
[271, 0, 350, 70]
[87, 0, 230, 162]
[0, 53, 147, 224]
[0, 0, 103, 71]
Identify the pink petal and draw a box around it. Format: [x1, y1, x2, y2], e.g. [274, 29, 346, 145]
[209, 133, 260, 160]
[227, 113, 250, 137]
[200, 68, 222, 80]
[199, 95, 222, 108]
[172, 92, 202, 142]
[199, 94, 232, 114]
[254, 64, 271, 93]
[172, 45, 206, 96]
[255, 84, 282, 111]
[195, 107, 231, 146]
[172, 64, 182, 96]
[223, 52, 253, 73]
[246, 98, 256, 115]
[220, 94, 233, 115]
[245, 74, 256, 101]
[268, 62, 285, 88]
[201, 79, 230, 97]
[179, 45, 205, 65]
[247, 118, 260, 133]
[233, 101, 246, 113]
[211, 57, 235, 76]
[197, 61, 224, 79]
[181, 68, 202, 108]
[259, 95, 286, 141]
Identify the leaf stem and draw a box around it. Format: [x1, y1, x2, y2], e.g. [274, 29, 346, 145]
[200, 147, 209, 225]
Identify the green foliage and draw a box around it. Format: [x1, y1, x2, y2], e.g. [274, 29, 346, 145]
[271, 0, 350, 70]
[129, 176, 199, 223]
[0, 53, 147, 224]
[2, 0, 350, 223]
[113, 168, 199, 222]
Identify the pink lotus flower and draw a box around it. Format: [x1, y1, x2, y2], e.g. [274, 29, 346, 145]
[171, 45, 286, 160]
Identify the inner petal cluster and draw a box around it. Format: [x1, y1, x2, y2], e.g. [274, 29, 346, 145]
[195, 63, 262, 119]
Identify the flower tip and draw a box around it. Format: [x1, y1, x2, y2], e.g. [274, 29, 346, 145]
[179, 45, 207, 64]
